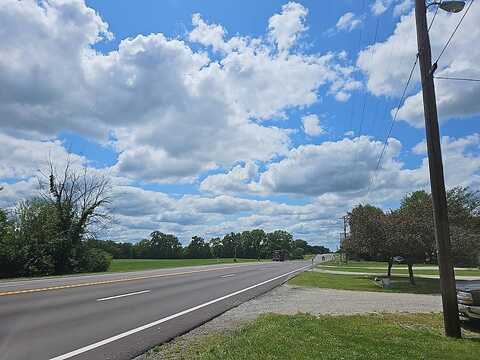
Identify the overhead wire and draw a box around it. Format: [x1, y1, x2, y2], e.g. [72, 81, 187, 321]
[434, 75, 480, 82]
[365, 2, 444, 197]
[434, 0, 475, 65]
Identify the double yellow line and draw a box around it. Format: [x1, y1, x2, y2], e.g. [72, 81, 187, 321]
[0, 264, 251, 297]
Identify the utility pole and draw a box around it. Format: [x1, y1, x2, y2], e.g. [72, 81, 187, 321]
[414, 0, 461, 338]
[341, 216, 348, 263]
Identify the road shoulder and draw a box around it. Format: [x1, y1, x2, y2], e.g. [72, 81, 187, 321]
[136, 283, 442, 359]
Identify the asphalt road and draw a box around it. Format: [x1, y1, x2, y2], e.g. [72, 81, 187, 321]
[0, 260, 311, 360]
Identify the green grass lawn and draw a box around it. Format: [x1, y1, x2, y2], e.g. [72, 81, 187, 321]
[317, 266, 480, 277]
[108, 258, 265, 272]
[289, 271, 441, 294]
[153, 313, 480, 360]
[318, 260, 480, 277]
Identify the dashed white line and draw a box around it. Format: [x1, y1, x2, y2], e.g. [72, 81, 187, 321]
[49, 264, 310, 360]
[97, 290, 151, 302]
[220, 274, 236, 278]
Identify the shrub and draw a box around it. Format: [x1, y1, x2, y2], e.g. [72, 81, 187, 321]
[290, 247, 304, 260]
[80, 248, 113, 273]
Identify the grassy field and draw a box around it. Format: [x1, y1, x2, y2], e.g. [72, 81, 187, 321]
[153, 313, 480, 359]
[289, 271, 441, 294]
[317, 260, 480, 277]
[108, 258, 264, 272]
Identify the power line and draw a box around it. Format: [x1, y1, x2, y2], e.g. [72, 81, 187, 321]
[365, 3, 445, 198]
[434, 0, 475, 65]
[366, 55, 419, 196]
[434, 75, 480, 82]
[357, 17, 381, 137]
[428, 0, 442, 31]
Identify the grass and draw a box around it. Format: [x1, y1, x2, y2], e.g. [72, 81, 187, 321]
[317, 266, 480, 277]
[108, 258, 264, 272]
[317, 260, 480, 277]
[289, 271, 441, 294]
[154, 313, 480, 359]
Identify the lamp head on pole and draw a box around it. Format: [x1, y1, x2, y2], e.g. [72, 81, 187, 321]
[438, 1, 466, 13]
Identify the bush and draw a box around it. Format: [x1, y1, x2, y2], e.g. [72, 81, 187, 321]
[80, 248, 113, 273]
[290, 247, 304, 260]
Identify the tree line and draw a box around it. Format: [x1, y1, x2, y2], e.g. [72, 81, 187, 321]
[0, 161, 329, 278]
[87, 230, 330, 261]
[342, 187, 480, 284]
[0, 161, 112, 278]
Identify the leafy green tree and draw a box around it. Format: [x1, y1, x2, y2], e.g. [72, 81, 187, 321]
[221, 233, 239, 258]
[345, 205, 385, 260]
[290, 247, 304, 259]
[209, 237, 223, 258]
[262, 230, 294, 258]
[148, 231, 183, 259]
[39, 160, 111, 273]
[240, 229, 266, 258]
[185, 236, 211, 259]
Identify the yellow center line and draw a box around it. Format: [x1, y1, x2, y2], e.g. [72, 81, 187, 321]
[0, 264, 262, 297]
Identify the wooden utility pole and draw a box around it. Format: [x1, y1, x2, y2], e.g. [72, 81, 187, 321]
[342, 216, 348, 263]
[414, 0, 461, 338]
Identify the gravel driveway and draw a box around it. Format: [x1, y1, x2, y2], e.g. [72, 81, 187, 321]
[137, 283, 442, 359]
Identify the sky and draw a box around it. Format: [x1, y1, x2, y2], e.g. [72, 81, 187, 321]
[0, 0, 479, 249]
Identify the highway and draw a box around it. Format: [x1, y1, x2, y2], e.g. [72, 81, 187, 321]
[0, 260, 312, 360]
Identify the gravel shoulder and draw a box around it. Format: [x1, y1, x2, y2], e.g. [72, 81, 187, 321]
[136, 282, 442, 359]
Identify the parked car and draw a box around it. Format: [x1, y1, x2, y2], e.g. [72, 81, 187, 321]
[457, 281, 480, 327]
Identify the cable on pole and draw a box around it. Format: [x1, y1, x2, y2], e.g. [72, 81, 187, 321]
[434, 75, 480, 82]
[366, 55, 419, 196]
[434, 0, 475, 65]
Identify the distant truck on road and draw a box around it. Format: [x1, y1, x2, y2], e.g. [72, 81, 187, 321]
[272, 249, 288, 262]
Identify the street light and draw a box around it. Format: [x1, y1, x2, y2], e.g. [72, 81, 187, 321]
[428, 1, 466, 12]
[414, 0, 466, 338]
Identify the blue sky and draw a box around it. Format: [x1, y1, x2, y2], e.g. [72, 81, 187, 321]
[1, 0, 479, 249]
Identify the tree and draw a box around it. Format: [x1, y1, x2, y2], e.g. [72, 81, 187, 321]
[209, 237, 223, 258]
[290, 247, 304, 260]
[38, 160, 111, 273]
[344, 205, 385, 260]
[240, 229, 266, 259]
[262, 230, 294, 258]
[185, 236, 211, 259]
[306, 244, 331, 254]
[399, 191, 436, 262]
[148, 231, 183, 259]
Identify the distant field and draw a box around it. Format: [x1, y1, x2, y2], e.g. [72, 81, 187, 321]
[108, 258, 265, 272]
[154, 313, 480, 359]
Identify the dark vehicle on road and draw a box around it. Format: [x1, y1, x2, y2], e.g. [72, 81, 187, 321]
[273, 249, 288, 262]
[457, 281, 480, 328]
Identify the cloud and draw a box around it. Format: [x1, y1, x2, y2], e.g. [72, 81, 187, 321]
[0, 1, 359, 183]
[358, 5, 480, 127]
[268, 2, 308, 52]
[200, 162, 259, 194]
[0, 133, 87, 179]
[371, 0, 413, 16]
[302, 114, 325, 136]
[256, 136, 402, 196]
[189, 13, 228, 52]
[336, 12, 362, 32]
[201, 136, 404, 198]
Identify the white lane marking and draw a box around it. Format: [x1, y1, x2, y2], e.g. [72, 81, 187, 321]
[97, 290, 151, 302]
[220, 274, 236, 278]
[49, 264, 310, 360]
